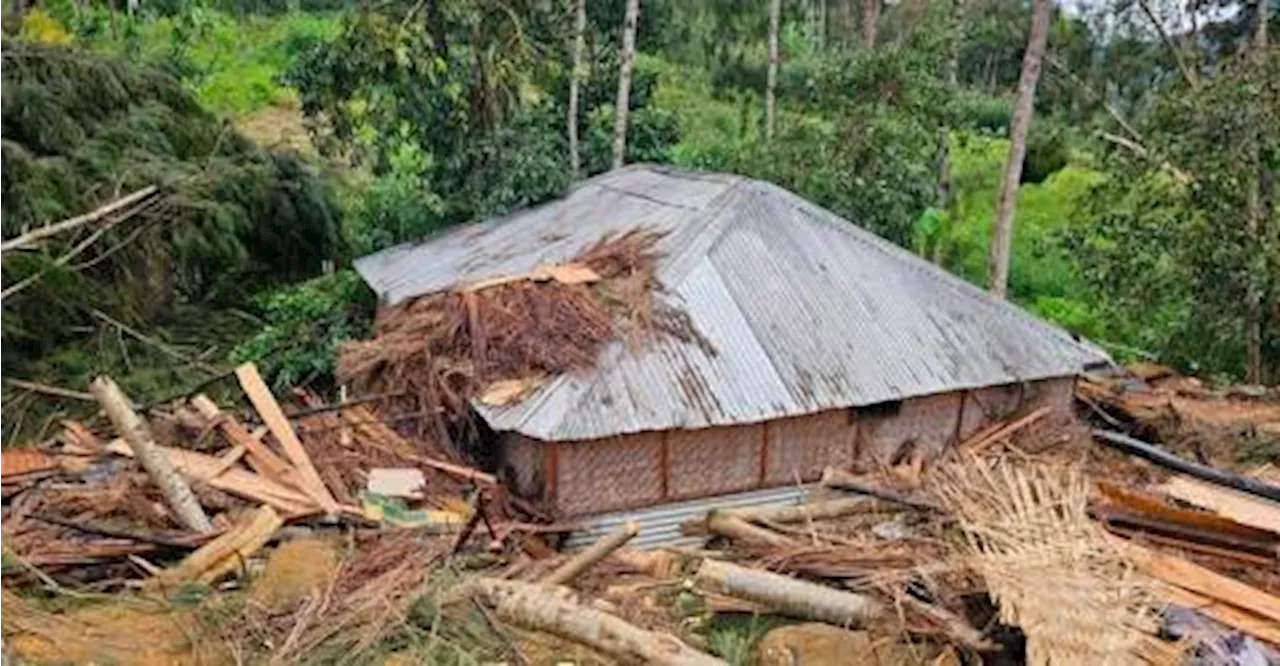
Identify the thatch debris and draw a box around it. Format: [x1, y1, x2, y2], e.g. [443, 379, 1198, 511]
[337, 228, 705, 453]
[933, 460, 1166, 666]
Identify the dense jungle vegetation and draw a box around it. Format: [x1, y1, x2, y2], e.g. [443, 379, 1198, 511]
[1, 0, 1276, 444]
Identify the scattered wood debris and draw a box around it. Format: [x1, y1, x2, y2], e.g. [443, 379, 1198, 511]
[4, 362, 1278, 665]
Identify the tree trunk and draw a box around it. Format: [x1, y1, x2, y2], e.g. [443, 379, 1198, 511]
[935, 0, 965, 263]
[568, 0, 586, 177]
[987, 0, 1051, 299]
[470, 579, 727, 666]
[1245, 0, 1268, 383]
[694, 559, 883, 626]
[766, 0, 781, 141]
[859, 0, 879, 48]
[611, 0, 641, 170]
[838, 0, 856, 48]
[90, 377, 214, 533]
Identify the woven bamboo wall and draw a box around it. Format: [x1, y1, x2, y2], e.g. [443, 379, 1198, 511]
[859, 391, 965, 464]
[765, 409, 856, 485]
[502, 377, 1078, 517]
[666, 425, 763, 499]
[960, 383, 1025, 440]
[554, 432, 664, 516]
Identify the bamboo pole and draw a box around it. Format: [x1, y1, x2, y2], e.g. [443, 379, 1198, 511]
[90, 376, 214, 533]
[542, 520, 640, 586]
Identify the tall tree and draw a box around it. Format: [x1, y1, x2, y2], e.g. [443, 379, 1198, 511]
[568, 0, 586, 177]
[1244, 0, 1269, 382]
[838, 0, 857, 47]
[611, 0, 641, 169]
[860, 0, 879, 47]
[767, 0, 781, 141]
[936, 0, 965, 224]
[987, 0, 1051, 298]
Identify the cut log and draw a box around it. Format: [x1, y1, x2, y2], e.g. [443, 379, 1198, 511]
[469, 578, 726, 666]
[1092, 429, 1280, 502]
[190, 394, 294, 484]
[704, 510, 795, 547]
[106, 439, 317, 516]
[90, 376, 214, 533]
[1159, 475, 1280, 535]
[822, 468, 943, 512]
[542, 521, 640, 586]
[734, 497, 879, 525]
[236, 364, 339, 514]
[694, 559, 882, 627]
[150, 506, 282, 590]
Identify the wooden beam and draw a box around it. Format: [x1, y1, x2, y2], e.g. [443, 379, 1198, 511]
[235, 364, 338, 515]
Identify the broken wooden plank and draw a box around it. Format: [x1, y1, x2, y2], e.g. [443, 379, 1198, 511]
[106, 439, 317, 516]
[965, 407, 1051, 453]
[190, 394, 294, 484]
[1, 450, 58, 481]
[150, 506, 282, 590]
[91, 376, 213, 533]
[1157, 584, 1280, 645]
[1125, 543, 1280, 623]
[1159, 475, 1280, 535]
[236, 363, 338, 515]
[209, 444, 247, 479]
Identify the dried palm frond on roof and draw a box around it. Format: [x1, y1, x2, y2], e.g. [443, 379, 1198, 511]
[933, 460, 1176, 666]
[337, 228, 703, 455]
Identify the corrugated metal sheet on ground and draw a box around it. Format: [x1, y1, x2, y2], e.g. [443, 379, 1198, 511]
[564, 484, 814, 550]
[354, 165, 1111, 442]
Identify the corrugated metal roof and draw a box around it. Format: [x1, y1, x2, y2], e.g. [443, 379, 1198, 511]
[354, 165, 1110, 441]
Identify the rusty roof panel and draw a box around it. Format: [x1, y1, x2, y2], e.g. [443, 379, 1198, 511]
[360, 165, 1109, 441]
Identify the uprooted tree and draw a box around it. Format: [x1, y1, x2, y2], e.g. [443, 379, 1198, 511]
[1, 41, 341, 374]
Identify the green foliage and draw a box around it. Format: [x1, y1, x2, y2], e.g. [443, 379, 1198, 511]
[229, 270, 373, 392]
[1066, 52, 1280, 378]
[1, 41, 339, 367]
[47, 2, 340, 115]
[288, 0, 679, 230]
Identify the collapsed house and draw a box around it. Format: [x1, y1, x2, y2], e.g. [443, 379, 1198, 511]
[352, 165, 1110, 517]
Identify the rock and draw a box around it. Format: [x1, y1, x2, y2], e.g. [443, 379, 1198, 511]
[248, 537, 340, 612]
[755, 623, 936, 666]
[756, 623, 873, 666]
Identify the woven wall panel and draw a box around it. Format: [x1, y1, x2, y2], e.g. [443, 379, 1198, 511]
[765, 409, 855, 485]
[500, 434, 544, 500]
[860, 391, 963, 464]
[555, 433, 663, 517]
[959, 383, 1023, 440]
[667, 425, 763, 499]
[1023, 376, 1074, 413]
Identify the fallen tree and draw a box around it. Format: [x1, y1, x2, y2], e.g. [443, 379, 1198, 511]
[468, 578, 727, 666]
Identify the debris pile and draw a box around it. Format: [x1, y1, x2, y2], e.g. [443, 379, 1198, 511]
[3, 362, 1279, 665]
[337, 228, 702, 450]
